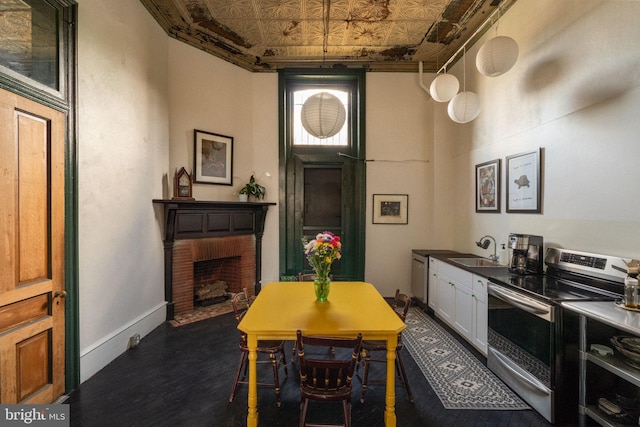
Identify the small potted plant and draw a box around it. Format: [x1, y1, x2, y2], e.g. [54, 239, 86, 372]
[238, 175, 265, 201]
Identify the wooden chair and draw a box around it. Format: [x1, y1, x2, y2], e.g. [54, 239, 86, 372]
[228, 289, 288, 407]
[358, 289, 414, 403]
[298, 272, 333, 281]
[296, 330, 363, 427]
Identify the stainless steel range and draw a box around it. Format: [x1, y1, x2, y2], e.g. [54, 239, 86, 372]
[487, 248, 629, 424]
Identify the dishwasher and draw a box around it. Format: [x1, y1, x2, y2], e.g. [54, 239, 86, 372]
[411, 252, 428, 306]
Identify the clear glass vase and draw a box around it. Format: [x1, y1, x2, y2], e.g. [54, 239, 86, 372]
[313, 274, 331, 302]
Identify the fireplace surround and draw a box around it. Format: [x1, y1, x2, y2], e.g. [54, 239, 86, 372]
[153, 200, 275, 320]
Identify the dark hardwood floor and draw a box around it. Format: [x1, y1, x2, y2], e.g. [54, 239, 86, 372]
[65, 309, 558, 427]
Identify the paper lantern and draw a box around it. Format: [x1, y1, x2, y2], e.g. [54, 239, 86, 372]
[447, 91, 481, 123]
[300, 92, 346, 139]
[429, 73, 460, 102]
[476, 36, 519, 77]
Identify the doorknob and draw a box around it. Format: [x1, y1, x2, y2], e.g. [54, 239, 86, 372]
[53, 290, 67, 299]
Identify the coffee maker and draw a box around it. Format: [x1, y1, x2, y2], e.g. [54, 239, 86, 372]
[508, 233, 544, 275]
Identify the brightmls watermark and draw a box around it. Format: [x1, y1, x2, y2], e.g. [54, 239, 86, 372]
[0, 405, 68, 426]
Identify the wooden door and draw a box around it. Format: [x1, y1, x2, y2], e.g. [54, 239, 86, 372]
[0, 88, 66, 403]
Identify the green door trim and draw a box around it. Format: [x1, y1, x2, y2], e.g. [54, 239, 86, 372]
[278, 69, 366, 280]
[0, 0, 80, 392]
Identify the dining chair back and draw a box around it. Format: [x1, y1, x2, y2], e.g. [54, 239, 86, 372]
[296, 330, 362, 427]
[358, 289, 414, 403]
[228, 289, 288, 407]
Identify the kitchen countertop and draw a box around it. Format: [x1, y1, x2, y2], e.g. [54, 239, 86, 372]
[412, 249, 511, 278]
[563, 300, 640, 336]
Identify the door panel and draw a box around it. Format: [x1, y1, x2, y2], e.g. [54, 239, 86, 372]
[0, 88, 65, 403]
[291, 154, 354, 279]
[303, 168, 342, 227]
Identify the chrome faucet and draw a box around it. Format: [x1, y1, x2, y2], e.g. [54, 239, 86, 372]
[476, 235, 498, 262]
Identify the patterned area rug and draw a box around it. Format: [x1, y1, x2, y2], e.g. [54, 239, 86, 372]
[403, 307, 530, 410]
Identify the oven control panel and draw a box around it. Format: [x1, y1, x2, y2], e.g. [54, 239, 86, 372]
[559, 252, 607, 270]
[545, 248, 629, 284]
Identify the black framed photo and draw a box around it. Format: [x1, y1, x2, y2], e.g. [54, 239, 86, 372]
[372, 194, 408, 224]
[475, 159, 501, 213]
[194, 129, 233, 185]
[506, 148, 541, 213]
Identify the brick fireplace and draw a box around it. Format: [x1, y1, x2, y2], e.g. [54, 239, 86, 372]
[152, 200, 275, 320]
[172, 235, 255, 316]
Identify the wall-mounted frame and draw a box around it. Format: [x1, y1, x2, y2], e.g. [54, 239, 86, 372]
[372, 194, 408, 224]
[475, 159, 501, 213]
[506, 148, 541, 213]
[194, 129, 233, 185]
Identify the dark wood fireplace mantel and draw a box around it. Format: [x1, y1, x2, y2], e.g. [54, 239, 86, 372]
[152, 199, 275, 320]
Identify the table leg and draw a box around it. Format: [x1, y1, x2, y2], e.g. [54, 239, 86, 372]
[247, 334, 258, 427]
[384, 334, 398, 427]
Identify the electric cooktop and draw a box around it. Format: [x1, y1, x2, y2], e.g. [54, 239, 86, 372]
[488, 248, 628, 303]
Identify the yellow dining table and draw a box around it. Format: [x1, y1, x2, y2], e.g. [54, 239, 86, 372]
[237, 281, 406, 427]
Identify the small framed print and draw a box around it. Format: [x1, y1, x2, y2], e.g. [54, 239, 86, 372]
[372, 194, 408, 224]
[476, 159, 501, 213]
[194, 129, 233, 185]
[506, 148, 542, 213]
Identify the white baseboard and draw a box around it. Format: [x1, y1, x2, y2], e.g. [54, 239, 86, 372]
[79, 302, 166, 383]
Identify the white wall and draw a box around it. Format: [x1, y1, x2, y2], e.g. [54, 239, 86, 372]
[77, 0, 169, 381]
[166, 40, 280, 284]
[365, 73, 433, 296]
[433, 0, 640, 260]
[74, 0, 640, 384]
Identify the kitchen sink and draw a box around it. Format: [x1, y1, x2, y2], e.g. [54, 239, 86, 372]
[448, 257, 501, 267]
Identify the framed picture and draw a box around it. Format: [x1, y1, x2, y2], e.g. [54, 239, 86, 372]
[475, 159, 501, 213]
[372, 194, 408, 224]
[506, 148, 541, 213]
[194, 129, 233, 185]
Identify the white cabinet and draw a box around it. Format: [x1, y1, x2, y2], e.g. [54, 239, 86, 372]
[437, 273, 455, 324]
[433, 260, 488, 356]
[471, 275, 488, 355]
[454, 279, 472, 340]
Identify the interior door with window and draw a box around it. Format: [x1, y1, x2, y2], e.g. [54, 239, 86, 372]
[279, 71, 366, 281]
[0, 88, 66, 403]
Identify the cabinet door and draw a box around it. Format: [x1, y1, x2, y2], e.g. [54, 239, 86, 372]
[472, 275, 488, 355]
[437, 274, 455, 324]
[472, 292, 488, 355]
[428, 267, 438, 310]
[454, 282, 472, 340]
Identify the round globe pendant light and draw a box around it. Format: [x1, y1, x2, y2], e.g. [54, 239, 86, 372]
[476, 35, 519, 77]
[429, 73, 459, 102]
[448, 91, 481, 123]
[300, 92, 346, 139]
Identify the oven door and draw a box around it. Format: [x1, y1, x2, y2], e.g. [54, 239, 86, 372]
[487, 282, 556, 423]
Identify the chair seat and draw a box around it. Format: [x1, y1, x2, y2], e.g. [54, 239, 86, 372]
[360, 339, 404, 351]
[301, 385, 353, 402]
[240, 340, 286, 352]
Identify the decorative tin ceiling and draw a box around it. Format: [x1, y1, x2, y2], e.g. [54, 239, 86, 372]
[140, 0, 515, 72]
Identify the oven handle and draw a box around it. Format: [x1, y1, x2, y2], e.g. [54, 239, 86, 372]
[489, 347, 550, 395]
[488, 283, 551, 318]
